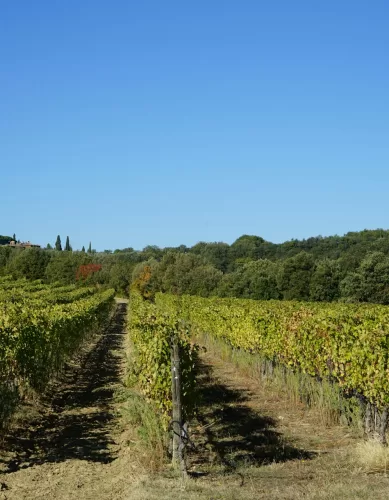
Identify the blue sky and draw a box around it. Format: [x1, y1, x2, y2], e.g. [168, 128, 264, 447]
[1, 1, 388, 251]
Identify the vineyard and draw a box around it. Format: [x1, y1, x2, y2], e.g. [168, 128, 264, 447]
[157, 293, 389, 443]
[0, 278, 115, 427]
[2, 286, 389, 498]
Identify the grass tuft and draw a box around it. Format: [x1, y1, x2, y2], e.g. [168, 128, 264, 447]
[354, 439, 389, 474]
[115, 385, 167, 471]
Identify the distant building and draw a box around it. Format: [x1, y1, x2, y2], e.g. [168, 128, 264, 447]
[8, 240, 41, 249]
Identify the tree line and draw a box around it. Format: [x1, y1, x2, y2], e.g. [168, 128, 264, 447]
[2, 229, 389, 304]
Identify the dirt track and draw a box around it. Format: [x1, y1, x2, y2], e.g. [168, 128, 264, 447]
[0, 301, 134, 500]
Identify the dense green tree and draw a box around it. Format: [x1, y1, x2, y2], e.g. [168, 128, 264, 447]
[114, 247, 136, 254]
[8, 248, 51, 281]
[65, 236, 71, 251]
[46, 243, 53, 250]
[219, 259, 280, 300]
[87, 242, 92, 253]
[339, 272, 364, 303]
[107, 261, 134, 294]
[0, 246, 13, 275]
[12, 233, 16, 241]
[81, 246, 85, 252]
[191, 242, 230, 272]
[148, 252, 222, 297]
[83, 252, 137, 292]
[310, 259, 342, 302]
[0, 235, 12, 245]
[340, 252, 389, 304]
[46, 251, 91, 284]
[185, 265, 223, 296]
[230, 235, 267, 264]
[87, 251, 140, 292]
[140, 245, 163, 261]
[278, 251, 315, 301]
[55, 235, 62, 251]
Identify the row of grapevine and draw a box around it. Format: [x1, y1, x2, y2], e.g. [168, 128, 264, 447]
[0, 279, 52, 291]
[0, 287, 115, 427]
[157, 293, 389, 438]
[0, 285, 96, 305]
[128, 293, 198, 428]
[0, 275, 14, 283]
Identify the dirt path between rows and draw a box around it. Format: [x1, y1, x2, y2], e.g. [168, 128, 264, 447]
[188, 350, 353, 473]
[0, 301, 135, 500]
[178, 346, 389, 499]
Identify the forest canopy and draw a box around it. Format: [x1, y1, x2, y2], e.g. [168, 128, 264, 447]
[2, 229, 389, 304]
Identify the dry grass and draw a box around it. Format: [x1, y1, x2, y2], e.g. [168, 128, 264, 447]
[121, 454, 389, 500]
[354, 439, 389, 474]
[115, 386, 167, 472]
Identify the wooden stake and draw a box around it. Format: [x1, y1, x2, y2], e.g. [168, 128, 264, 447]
[171, 337, 187, 476]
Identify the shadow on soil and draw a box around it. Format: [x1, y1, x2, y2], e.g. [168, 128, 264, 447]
[188, 360, 316, 475]
[0, 303, 127, 474]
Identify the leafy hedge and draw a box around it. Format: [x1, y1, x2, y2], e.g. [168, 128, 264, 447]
[128, 293, 198, 427]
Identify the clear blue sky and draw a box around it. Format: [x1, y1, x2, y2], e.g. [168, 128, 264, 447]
[1, 1, 388, 251]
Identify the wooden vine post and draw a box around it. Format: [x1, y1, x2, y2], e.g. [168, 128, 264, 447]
[171, 336, 187, 476]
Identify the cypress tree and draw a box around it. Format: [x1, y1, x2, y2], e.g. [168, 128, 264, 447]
[13, 233, 16, 241]
[88, 242, 92, 253]
[55, 235, 62, 251]
[81, 246, 85, 252]
[65, 236, 71, 251]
